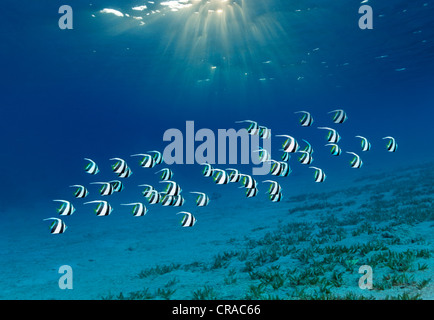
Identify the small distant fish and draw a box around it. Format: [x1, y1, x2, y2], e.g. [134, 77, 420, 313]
[213, 169, 229, 185]
[226, 168, 241, 183]
[109, 180, 124, 192]
[131, 153, 156, 168]
[269, 192, 283, 202]
[258, 126, 271, 139]
[190, 192, 210, 207]
[383, 136, 398, 152]
[69, 185, 89, 198]
[145, 190, 161, 204]
[110, 158, 129, 176]
[160, 181, 182, 196]
[148, 150, 164, 165]
[156, 168, 173, 181]
[281, 151, 291, 162]
[121, 202, 148, 217]
[298, 151, 313, 165]
[346, 152, 363, 168]
[318, 127, 341, 143]
[84, 158, 99, 175]
[245, 187, 258, 198]
[235, 120, 260, 135]
[160, 194, 175, 206]
[118, 166, 133, 178]
[44, 217, 67, 234]
[138, 184, 155, 197]
[262, 180, 282, 195]
[90, 182, 114, 196]
[310, 166, 326, 183]
[171, 195, 185, 207]
[253, 147, 271, 162]
[53, 200, 75, 216]
[276, 135, 299, 153]
[84, 200, 113, 216]
[177, 211, 196, 227]
[355, 136, 371, 151]
[294, 111, 314, 127]
[301, 139, 314, 154]
[201, 163, 214, 177]
[240, 174, 257, 189]
[328, 109, 348, 124]
[268, 160, 291, 177]
[325, 143, 342, 156]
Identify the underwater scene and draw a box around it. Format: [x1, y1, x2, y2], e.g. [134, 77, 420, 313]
[1, 0, 434, 301]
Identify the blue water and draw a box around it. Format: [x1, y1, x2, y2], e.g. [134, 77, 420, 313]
[1, 0, 434, 299]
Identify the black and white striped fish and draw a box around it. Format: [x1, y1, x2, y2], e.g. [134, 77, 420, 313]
[148, 150, 164, 165]
[269, 192, 283, 202]
[213, 169, 229, 185]
[259, 126, 271, 139]
[44, 217, 67, 234]
[84, 200, 113, 216]
[253, 147, 271, 162]
[171, 195, 185, 207]
[145, 190, 161, 204]
[131, 153, 156, 168]
[298, 151, 313, 165]
[325, 143, 342, 156]
[190, 192, 210, 207]
[240, 174, 257, 189]
[90, 182, 114, 196]
[281, 151, 291, 162]
[383, 136, 398, 152]
[318, 127, 341, 143]
[236, 120, 260, 135]
[160, 181, 182, 196]
[139, 184, 155, 197]
[109, 180, 124, 192]
[262, 180, 281, 195]
[295, 111, 314, 127]
[268, 160, 291, 177]
[69, 185, 89, 198]
[309, 166, 326, 183]
[84, 158, 99, 175]
[160, 194, 175, 206]
[177, 211, 196, 227]
[121, 202, 148, 217]
[246, 187, 258, 198]
[118, 166, 133, 178]
[201, 163, 214, 177]
[226, 168, 242, 183]
[301, 139, 314, 154]
[156, 168, 173, 181]
[277, 135, 299, 153]
[110, 158, 129, 175]
[355, 136, 371, 152]
[346, 152, 363, 169]
[53, 200, 75, 216]
[328, 109, 348, 124]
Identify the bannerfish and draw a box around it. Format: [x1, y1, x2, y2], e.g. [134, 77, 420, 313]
[201, 163, 214, 177]
[298, 150, 313, 165]
[145, 190, 161, 204]
[383, 136, 398, 152]
[190, 192, 210, 207]
[294, 111, 314, 127]
[53, 200, 75, 216]
[156, 168, 173, 181]
[121, 202, 148, 217]
[44, 217, 67, 234]
[325, 143, 342, 156]
[235, 120, 260, 135]
[148, 150, 164, 165]
[269, 192, 283, 202]
[262, 180, 282, 195]
[84, 158, 99, 175]
[318, 127, 341, 143]
[309, 166, 326, 183]
[69, 185, 89, 198]
[177, 211, 196, 227]
[226, 168, 242, 183]
[346, 152, 363, 168]
[90, 182, 114, 196]
[110, 158, 130, 176]
[355, 136, 371, 152]
[246, 187, 258, 198]
[328, 109, 348, 124]
[138, 184, 155, 197]
[160, 180, 182, 196]
[131, 153, 156, 168]
[259, 126, 271, 139]
[276, 135, 299, 153]
[84, 200, 113, 216]
[109, 180, 124, 192]
[253, 147, 271, 162]
[213, 169, 229, 185]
